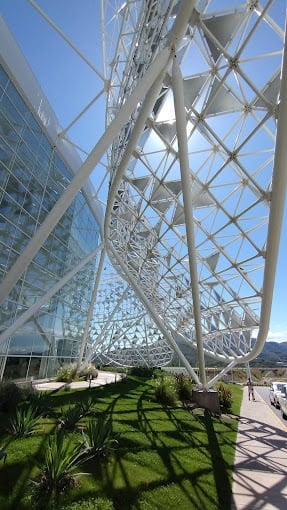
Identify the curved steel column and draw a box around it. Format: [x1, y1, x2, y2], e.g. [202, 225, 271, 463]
[172, 55, 207, 386]
[242, 14, 287, 363]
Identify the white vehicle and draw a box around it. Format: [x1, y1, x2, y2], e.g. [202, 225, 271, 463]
[279, 385, 287, 419]
[269, 382, 286, 408]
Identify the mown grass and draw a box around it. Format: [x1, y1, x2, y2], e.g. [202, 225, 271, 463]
[0, 377, 242, 510]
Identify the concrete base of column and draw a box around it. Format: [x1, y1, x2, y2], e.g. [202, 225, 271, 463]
[192, 389, 221, 415]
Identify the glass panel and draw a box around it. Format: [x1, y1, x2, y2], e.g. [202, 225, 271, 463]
[4, 357, 29, 380]
[6, 81, 29, 119]
[1, 67, 101, 382]
[1, 91, 25, 131]
[0, 66, 9, 89]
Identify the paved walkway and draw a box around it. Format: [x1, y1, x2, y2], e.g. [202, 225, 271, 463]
[231, 386, 287, 510]
[33, 370, 122, 391]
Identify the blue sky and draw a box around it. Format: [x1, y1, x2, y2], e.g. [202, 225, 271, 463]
[1, 0, 287, 342]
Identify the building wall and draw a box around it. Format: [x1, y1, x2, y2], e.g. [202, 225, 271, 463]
[0, 63, 101, 380]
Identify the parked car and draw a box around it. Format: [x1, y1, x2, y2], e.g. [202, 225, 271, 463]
[275, 383, 287, 409]
[269, 381, 286, 408]
[279, 385, 287, 419]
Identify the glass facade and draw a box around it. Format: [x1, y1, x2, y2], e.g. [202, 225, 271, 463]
[0, 65, 101, 380]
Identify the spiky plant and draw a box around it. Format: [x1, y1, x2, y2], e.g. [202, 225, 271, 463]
[33, 430, 87, 498]
[58, 404, 83, 431]
[79, 396, 97, 417]
[81, 414, 117, 458]
[7, 405, 41, 437]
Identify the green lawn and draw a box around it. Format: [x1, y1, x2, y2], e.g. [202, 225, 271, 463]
[0, 377, 242, 510]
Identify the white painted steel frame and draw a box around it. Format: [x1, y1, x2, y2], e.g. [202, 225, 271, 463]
[0, 0, 201, 377]
[0, 44, 171, 304]
[244, 12, 287, 362]
[171, 55, 206, 385]
[109, 243, 201, 384]
[103, 0, 287, 386]
[0, 1, 286, 385]
[84, 285, 130, 366]
[77, 247, 106, 370]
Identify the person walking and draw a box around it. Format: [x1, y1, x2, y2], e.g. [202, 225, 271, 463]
[247, 377, 255, 401]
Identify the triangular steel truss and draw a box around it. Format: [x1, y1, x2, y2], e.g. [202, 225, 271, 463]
[0, 1, 286, 388]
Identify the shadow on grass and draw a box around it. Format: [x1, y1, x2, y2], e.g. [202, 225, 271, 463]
[0, 430, 54, 510]
[89, 387, 227, 509]
[48, 376, 146, 408]
[0, 377, 239, 510]
[197, 409, 234, 510]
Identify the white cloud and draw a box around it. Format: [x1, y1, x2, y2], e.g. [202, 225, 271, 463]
[251, 329, 287, 343]
[267, 330, 287, 343]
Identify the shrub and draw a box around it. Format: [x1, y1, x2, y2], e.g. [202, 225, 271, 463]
[81, 414, 118, 458]
[7, 405, 41, 437]
[60, 496, 115, 510]
[174, 373, 194, 402]
[154, 375, 177, 406]
[56, 364, 78, 383]
[129, 366, 155, 378]
[0, 381, 25, 413]
[99, 366, 126, 373]
[21, 383, 37, 400]
[78, 364, 98, 381]
[215, 383, 232, 413]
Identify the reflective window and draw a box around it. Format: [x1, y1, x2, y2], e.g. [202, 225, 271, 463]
[0, 66, 100, 380]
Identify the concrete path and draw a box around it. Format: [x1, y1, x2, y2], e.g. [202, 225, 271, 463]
[231, 386, 287, 510]
[33, 370, 122, 391]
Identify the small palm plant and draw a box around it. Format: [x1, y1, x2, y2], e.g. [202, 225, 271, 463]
[79, 397, 97, 417]
[33, 430, 87, 498]
[58, 404, 83, 431]
[81, 414, 118, 458]
[7, 405, 41, 437]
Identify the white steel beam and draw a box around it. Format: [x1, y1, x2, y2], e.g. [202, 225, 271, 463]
[172, 55, 207, 386]
[76, 247, 106, 370]
[59, 87, 105, 137]
[241, 14, 287, 363]
[205, 359, 238, 389]
[105, 69, 167, 236]
[84, 285, 131, 366]
[28, 0, 106, 82]
[0, 45, 171, 305]
[109, 244, 200, 385]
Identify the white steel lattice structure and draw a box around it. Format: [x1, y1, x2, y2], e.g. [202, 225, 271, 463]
[103, 0, 287, 386]
[85, 265, 174, 368]
[0, 0, 286, 386]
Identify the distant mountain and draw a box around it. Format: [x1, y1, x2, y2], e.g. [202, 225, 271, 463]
[251, 341, 287, 366]
[173, 339, 287, 367]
